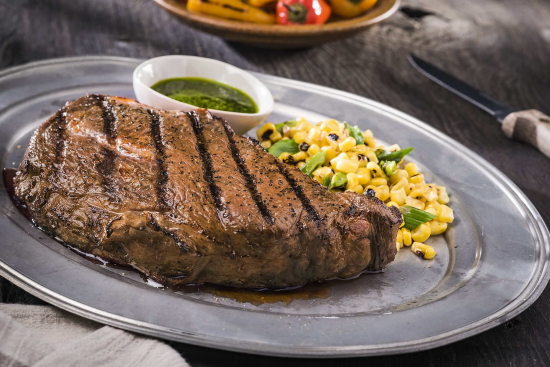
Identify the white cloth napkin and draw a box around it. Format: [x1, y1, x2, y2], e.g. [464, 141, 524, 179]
[0, 304, 189, 367]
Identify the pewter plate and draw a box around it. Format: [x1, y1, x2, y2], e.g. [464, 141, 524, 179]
[0, 57, 548, 358]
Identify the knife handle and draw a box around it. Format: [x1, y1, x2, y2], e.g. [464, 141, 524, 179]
[502, 110, 550, 159]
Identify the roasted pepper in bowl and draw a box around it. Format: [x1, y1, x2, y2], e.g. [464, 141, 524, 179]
[187, 0, 276, 24]
[329, 0, 376, 18]
[276, 0, 331, 25]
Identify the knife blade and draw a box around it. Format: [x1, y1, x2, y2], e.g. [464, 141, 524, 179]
[408, 54, 550, 159]
[408, 54, 515, 123]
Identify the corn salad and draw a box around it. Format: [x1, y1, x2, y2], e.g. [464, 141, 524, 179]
[257, 117, 454, 259]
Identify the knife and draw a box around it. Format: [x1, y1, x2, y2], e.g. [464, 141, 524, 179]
[409, 54, 550, 159]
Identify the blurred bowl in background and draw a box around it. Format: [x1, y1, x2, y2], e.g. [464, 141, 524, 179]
[153, 0, 400, 48]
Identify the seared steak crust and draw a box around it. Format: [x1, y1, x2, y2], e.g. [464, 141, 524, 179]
[14, 95, 402, 288]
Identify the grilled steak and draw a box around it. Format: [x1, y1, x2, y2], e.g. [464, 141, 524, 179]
[14, 95, 402, 288]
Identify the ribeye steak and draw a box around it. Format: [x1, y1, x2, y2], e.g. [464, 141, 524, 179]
[14, 95, 402, 288]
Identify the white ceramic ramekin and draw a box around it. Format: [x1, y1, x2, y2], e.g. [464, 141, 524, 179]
[133, 55, 273, 135]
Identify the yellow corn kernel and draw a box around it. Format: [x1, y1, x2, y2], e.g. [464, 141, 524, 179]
[426, 200, 443, 216]
[296, 162, 306, 169]
[357, 156, 368, 168]
[429, 220, 447, 235]
[346, 152, 360, 162]
[422, 184, 439, 202]
[435, 185, 447, 194]
[400, 214, 405, 228]
[270, 130, 282, 142]
[389, 169, 409, 184]
[313, 167, 332, 184]
[281, 125, 291, 137]
[292, 152, 308, 162]
[396, 230, 404, 251]
[347, 184, 364, 194]
[367, 162, 386, 178]
[386, 144, 401, 152]
[409, 188, 423, 200]
[336, 159, 360, 174]
[365, 185, 380, 196]
[390, 187, 407, 206]
[320, 119, 341, 133]
[409, 173, 425, 184]
[281, 137, 290, 140]
[396, 229, 404, 246]
[307, 144, 321, 157]
[346, 173, 359, 190]
[256, 123, 276, 141]
[411, 242, 436, 259]
[439, 205, 454, 223]
[322, 146, 337, 165]
[356, 167, 372, 185]
[305, 157, 311, 163]
[362, 129, 373, 139]
[370, 177, 388, 186]
[319, 131, 328, 146]
[363, 150, 378, 164]
[404, 182, 415, 196]
[377, 185, 390, 201]
[402, 228, 412, 246]
[305, 127, 322, 145]
[323, 131, 344, 148]
[406, 196, 425, 210]
[339, 137, 356, 152]
[364, 136, 376, 148]
[411, 223, 431, 242]
[392, 177, 409, 191]
[296, 120, 313, 132]
[386, 201, 399, 208]
[405, 162, 418, 176]
[353, 144, 369, 154]
[438, 190, 450, 204]
[260, 140, 271, 149]
[315, 166, 332, 176]
[293, 131, 307, 144]
[424, 207, 437, 216]
[278, 152, 294, 164]
[330, 153, 349, 169]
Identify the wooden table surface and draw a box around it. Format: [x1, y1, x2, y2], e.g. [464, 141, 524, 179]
[2, 0, 550, 365]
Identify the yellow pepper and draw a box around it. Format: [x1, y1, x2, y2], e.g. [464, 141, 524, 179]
[330, 0, 377, 18]
[248, 0, 276, 6]
[187, 0, 276, 24]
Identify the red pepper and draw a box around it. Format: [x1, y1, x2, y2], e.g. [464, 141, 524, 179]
[276, 0, 331, 25]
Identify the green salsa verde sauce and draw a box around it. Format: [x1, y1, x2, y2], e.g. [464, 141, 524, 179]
[151, 77, 258, 114]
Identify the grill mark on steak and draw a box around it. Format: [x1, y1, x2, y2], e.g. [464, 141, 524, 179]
[189, 111, 224, 214]
[147, 110, 169, 209]
[148, 214, 189, 252]
[94, 97, 120, 201]
[273, 159, 323, 225]
[96, 147, 119, 201]
[220, 118, 274, 225]
[53, 109, 68, 167]
[98, 96, 118, 141]
[50, 107, 69, 200]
